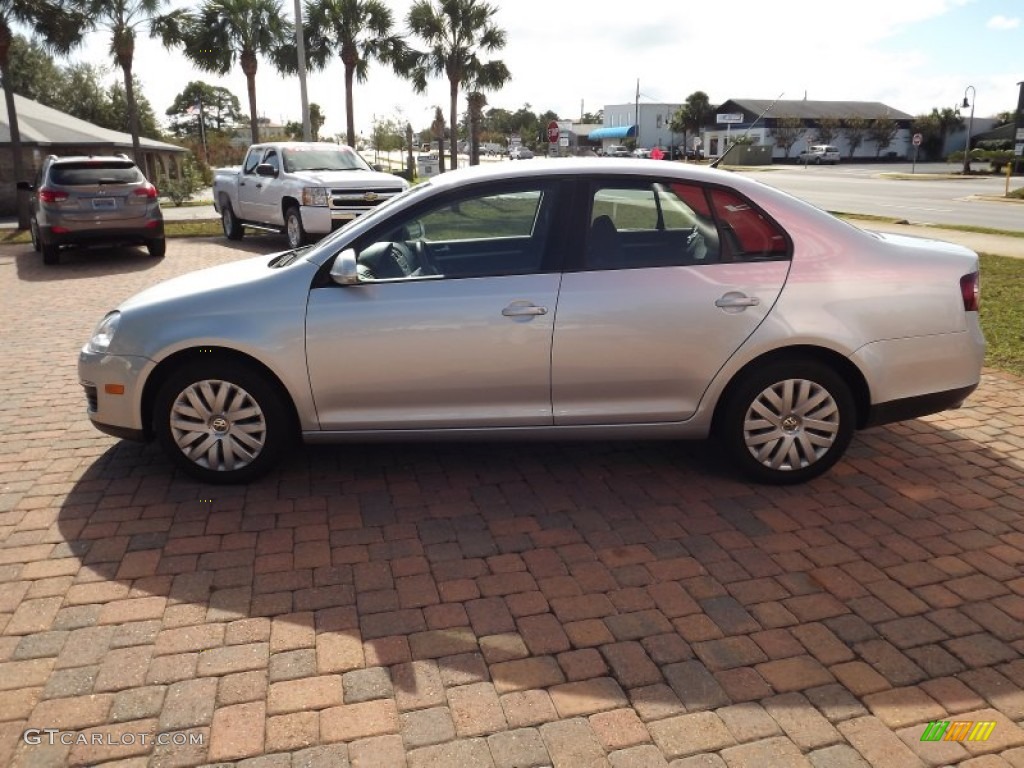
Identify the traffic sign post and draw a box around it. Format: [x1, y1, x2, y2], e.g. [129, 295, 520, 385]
[547, 121, 560, 158]
[912, 132, 922, 174]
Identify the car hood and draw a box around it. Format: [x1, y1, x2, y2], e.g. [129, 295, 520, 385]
[288, 169, 406, 187]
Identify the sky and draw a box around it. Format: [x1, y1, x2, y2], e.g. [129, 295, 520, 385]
[57, 0, 1024, 140]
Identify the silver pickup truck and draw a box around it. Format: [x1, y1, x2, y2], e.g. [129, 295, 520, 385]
[213, 142, 410, 248]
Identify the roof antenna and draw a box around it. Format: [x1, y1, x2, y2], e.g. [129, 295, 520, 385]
[711, 92, 784, 169]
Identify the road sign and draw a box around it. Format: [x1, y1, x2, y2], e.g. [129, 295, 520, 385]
[913, 133, 923, 147]
[547, 121, 560, 143]
[716, 113, 743, 124]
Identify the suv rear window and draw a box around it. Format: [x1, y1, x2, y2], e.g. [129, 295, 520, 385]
[49, 162, 143, 186]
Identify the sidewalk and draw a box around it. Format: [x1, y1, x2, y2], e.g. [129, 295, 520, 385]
[848, 219, 1024, 260]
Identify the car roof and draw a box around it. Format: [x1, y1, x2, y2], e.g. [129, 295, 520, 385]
[48, 155, 135, 164]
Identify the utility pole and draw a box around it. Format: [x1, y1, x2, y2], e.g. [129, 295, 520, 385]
[634, 79, 640, 146]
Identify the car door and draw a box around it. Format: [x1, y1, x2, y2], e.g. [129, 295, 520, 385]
[237, 147, 270, 221]
[551, 178, 792, 425]
[305, 180, 568, 431]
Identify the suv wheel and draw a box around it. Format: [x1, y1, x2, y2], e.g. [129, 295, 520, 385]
[718, 360, 854, 484]
[147, 238, 166, 258]
[285, 206, 309, 249]
[221, 202, 244, 240]
[29, 219, 41, 252]
[42, 243, 59, 265]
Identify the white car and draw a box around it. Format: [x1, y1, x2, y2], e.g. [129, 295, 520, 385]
[798, 145, 841, 164]
[80, 159, 984, 485]
[509, 146, 534, 160]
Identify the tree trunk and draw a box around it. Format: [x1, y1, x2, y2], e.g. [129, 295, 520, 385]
[0, 27, 29, 228]
[116, 43, 142, 167]
[241, 50, 259, 144]
[344, 62, 356, 147]
[448, 77, 459, 172]
[468, 92, 485, 166]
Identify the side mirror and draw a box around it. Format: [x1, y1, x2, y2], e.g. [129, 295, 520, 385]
[371, 164, 383, 172]
[330, 248, 360, 285]
[255, 163, 278, 177]
[16, 181, 34, 191]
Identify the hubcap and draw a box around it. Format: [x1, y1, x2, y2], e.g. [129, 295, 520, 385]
[169, 379, 266, 472]
[742, 378, 840, 472]
[223, 209, 233, 233]
[287, 216, 300, 247]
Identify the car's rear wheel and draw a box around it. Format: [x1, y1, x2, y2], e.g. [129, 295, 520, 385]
[147, 238, 166, 258]
[285, 205, 310, 249]
[42, 243, 59, 265]
[29, 219, 41, 252]
[221, 202, 244, 240]
[154, 360, 292, 484]
[718, 360, 854, 484]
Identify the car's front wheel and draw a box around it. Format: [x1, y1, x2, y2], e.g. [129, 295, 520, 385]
[154, 360, 292, 483]
[718, 360, 854, 484]
[29, 218, 41, 252]
[285, 205, 310, 249]
[221, 202, 244, 241]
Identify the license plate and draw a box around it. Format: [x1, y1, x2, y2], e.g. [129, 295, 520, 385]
[92, 198, 116, 210]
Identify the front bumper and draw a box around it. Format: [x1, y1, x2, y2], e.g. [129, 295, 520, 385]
[79, 348, 153, 441]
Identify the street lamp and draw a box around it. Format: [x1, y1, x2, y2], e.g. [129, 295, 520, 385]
[961, 85, 976, 175]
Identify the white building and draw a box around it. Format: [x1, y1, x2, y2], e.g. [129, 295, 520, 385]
[592, 102, 682, 151]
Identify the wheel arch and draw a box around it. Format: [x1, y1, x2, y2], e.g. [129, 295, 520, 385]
[711, 345, 871, 434]
[281, 196, 301, 220]
[141, 346, 301, 440]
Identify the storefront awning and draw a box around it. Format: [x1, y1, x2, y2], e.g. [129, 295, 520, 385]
[588, 125, 637, 140]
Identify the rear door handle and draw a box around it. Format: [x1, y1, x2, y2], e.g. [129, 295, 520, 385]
[502, 302, 547, 317]
[715, 293, 760, 310]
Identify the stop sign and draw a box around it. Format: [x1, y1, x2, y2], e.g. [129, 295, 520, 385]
[547, 121, 560, 143]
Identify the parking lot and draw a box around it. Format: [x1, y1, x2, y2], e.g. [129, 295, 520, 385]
[1, 237, 1023, 767]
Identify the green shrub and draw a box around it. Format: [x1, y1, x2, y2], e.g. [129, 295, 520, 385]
[158, 155, 205, 207]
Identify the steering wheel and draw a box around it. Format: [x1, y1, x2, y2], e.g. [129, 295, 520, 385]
[411, 239, 437, 275]
[387, 241, 416, 276]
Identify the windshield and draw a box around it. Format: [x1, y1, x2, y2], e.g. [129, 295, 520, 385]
[282, 147, 372, 173]
[305, 181, 435, 257]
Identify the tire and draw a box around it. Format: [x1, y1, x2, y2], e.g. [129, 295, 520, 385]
[221, 201, 244, 240]
[154, 359, 293, 484]
[717, 360, 854, 484]
[284, 205, 310, 249]
[42, 243, 59, 265]
[30, 218, 41, 252]
[147, 238, 166, 258]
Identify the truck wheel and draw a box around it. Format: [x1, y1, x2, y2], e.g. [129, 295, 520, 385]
[221, 202, 244, 241]
[285, 206, 310, 249]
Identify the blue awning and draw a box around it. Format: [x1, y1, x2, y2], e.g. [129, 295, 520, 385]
[589, 125, 637, 140]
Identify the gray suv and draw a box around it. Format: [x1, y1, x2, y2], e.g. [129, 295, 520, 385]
[20, 155, 165, 265]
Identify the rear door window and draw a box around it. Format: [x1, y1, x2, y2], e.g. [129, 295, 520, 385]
[49, 162, 142, 186]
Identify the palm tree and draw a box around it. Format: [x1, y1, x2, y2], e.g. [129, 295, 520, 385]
[85, 0, 167, 167]
[302, 0, 404, 148]
[158, 0, 291, 144]
[406, 0, 508, 171]
[1, 0, 84, 227]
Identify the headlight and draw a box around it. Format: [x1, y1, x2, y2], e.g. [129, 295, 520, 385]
[87, 311, 121, 354]
[302, 187, 329, 207]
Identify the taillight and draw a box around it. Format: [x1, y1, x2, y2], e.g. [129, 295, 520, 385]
[38, 188, 68, 204]
[960, 271, 980, 312]
[133, 183, 158, 199]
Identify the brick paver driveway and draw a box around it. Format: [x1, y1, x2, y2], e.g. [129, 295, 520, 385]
[2, 239, 1023, 768]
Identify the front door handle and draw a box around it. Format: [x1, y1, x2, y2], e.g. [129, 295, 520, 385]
[715, 292, 760, 311]
[502, 302, 548, 317]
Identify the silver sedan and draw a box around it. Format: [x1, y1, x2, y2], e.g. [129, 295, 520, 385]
[79, 160, 985, 484]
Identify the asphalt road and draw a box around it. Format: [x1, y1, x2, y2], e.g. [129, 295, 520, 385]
[733, 163, 1023, 232]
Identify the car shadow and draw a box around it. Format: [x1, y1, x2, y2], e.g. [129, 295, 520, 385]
[10, 243, 165, 282]
[52, 415, 1023, 726]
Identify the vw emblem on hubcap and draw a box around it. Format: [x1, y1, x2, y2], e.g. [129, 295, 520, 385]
[210, 417, 230, 434]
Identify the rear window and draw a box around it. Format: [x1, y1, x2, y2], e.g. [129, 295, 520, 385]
[49, 161, 142, 186]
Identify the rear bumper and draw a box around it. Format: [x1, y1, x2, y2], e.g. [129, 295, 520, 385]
[41, 221, 164, 247]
